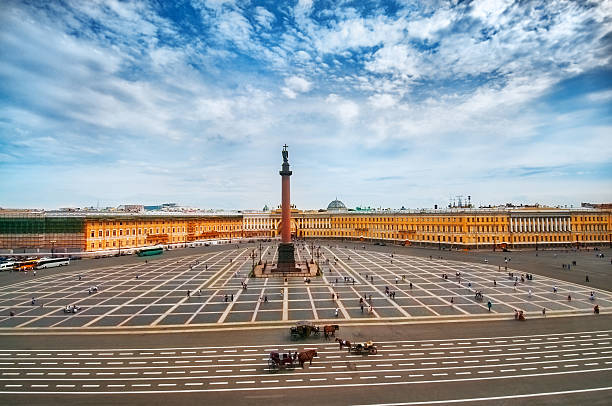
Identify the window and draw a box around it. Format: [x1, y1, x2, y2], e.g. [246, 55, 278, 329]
[91, 231, 95, 237]
[98, 230, 102, 237]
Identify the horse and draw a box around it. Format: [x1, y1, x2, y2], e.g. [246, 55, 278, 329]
[336, 337, 351, 351]
[297, 349, 317, 368]
[323, 324, 339, 340]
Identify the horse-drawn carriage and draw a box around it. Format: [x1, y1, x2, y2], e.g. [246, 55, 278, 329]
[336, 338, 378, 355]
[349, 341, 378, 355]
[268, 352, 296, 372]
[268, 349, 318, 372]
[290, 321, 321, 340]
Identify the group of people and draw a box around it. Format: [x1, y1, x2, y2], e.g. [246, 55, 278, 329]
[358, 296, 374, 314]
[87, 286, 99, 295]
[384, 286, 397, 299]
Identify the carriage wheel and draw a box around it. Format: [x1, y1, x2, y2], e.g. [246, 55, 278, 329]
[369, 347, 378, 355]
[268, 359, 278, 373]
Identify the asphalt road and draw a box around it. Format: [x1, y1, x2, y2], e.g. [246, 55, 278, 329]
[0, 315, 610, 405]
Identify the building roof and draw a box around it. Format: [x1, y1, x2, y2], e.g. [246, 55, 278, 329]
[327, 199, 347, 211]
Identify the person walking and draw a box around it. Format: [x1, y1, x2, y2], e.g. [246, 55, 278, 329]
[487, 300, 492, 311]
[334, 308, 339, 317]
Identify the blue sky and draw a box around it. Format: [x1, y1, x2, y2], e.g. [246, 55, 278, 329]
[0, 0, 611, 210]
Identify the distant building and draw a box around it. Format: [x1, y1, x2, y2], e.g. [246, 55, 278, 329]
[117, 205, 144, 213]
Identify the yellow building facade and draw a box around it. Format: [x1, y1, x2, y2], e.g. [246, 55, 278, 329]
[84, 214, 243, 252]
[1, 207, 610, 253]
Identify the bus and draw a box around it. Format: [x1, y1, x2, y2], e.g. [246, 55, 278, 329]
[137, 247, 164, 257]
[36, 257, 70, 269]
[16, 259, 39, 271]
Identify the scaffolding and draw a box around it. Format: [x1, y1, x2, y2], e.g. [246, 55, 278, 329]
[0, 211, 86, 252]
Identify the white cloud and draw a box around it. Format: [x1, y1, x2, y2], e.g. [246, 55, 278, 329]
[368, 93, 398, 109]
[326, 94, 359, 124]
[281, 76, 313, 98]
[254, 6, 275, 30]
[365, 44, 422, 78]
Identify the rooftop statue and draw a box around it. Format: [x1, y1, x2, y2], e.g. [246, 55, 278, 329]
[282, 144, 289, 163]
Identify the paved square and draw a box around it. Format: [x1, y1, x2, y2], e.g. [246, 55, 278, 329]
[0, 244, 609, 329]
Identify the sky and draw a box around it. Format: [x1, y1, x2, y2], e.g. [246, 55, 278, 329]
[0, 0, 611, 211]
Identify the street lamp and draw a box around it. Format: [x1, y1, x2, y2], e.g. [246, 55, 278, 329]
[50, 240, 56, 258]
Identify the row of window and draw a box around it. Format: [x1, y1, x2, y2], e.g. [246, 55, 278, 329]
[89, 225, 244, 238]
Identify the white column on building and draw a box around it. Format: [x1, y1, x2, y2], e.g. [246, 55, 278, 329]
[529, 218, 533, 233]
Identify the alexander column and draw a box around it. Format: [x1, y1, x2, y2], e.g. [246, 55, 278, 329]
[277, 144, 296, 270]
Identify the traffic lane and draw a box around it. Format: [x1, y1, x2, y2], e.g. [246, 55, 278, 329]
[1, 332, 611, 393]
[1, 370, 611, 406]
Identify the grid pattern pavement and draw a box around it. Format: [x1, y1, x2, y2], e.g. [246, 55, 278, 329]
[0, 244, 609, 329]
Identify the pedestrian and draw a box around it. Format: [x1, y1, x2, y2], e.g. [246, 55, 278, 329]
[78, 275, 82, 281]
[199, 289, 202, 295]
[409, 282, 413, 289]
[334, 308, 339, 317]
[542, 307, 546, 316]
[395, 277, 398, 284]
[567, 294, 572, 301]
[187, 290, 191, 297]
[487, 300, 492, 311]
[264, 295, 268, 302]
[31, 297, 35, 306]
[360, 304, 364, 313]
[586, 275, 590, 283]
[33, 270, 36, 276]
[493, 279, 496, 286]
[224, 294, 228, 302]
[231, 293, 234, 301]
[450, 297, 454, 305]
